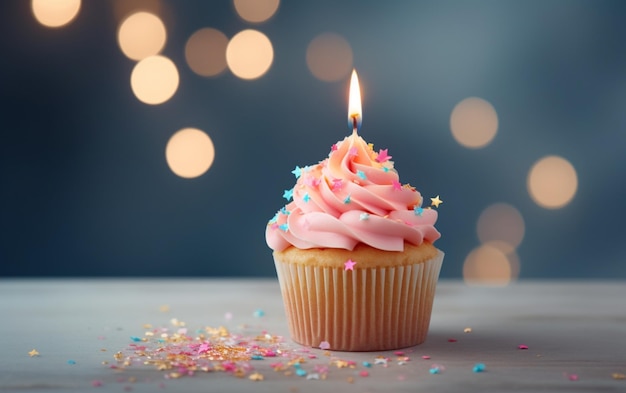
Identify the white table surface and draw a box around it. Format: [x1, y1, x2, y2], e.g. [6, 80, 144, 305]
[1, 279, 625, 393]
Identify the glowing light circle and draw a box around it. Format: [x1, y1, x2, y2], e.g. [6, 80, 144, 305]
[130, 55, 179, 105]
[31, 0, 81, 28]
[165, 128, 215, 178]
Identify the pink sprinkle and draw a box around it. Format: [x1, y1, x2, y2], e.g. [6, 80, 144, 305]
[518, 344, 529, 350]
[91, 380, 103, 387]
[422, 355, 431, 360]
[319, 341, 331, 350]
[566, 373, 579, 381]
[308, 354, 317, 359]
[394, 351, 405, 356]
[448, 338, 457, 343]
[359, 370, 369, 377]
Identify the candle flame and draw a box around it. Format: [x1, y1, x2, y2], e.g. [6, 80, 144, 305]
[348, 69, 362, 131]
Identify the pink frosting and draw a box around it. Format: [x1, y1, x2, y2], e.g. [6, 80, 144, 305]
[265, 131, 440, 252]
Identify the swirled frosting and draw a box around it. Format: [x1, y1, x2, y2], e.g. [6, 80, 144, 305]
[266, 131, 440, 252]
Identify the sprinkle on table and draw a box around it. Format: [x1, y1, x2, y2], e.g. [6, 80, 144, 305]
[319, 341, 331, 350]
[518, 344, 529, 350]
[464, 327, 473, 333]
[28, 349, 39, 357]
[472, 363, 486, 373]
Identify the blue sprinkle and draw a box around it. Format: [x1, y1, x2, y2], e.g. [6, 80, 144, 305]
[279, 223, 288, 232]
[251, 355, 264, 360]
[130, 336, 142, 342]
[253, 309, 265, 317]
[472, 363, 486, 373]
[293, 362, 301, 369]
[357, 170, 367, 180]
[429, 368, 440, 374]
[362, 361, 372, 368]
[295, 368, 307, 377]
[67, 360, 76, 365]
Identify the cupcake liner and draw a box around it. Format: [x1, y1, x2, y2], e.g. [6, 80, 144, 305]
[274, 250, 444, 351]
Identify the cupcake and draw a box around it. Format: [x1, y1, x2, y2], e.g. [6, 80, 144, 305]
[265, 73, 443, 351]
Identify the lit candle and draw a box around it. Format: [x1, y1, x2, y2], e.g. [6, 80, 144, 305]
[348, 69, 362, 132]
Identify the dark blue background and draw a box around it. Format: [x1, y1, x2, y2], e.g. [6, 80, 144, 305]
[1, 0, 625, 278]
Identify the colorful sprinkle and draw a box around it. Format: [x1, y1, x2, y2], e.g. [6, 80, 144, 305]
[376, 149, 392, 163]
[319, 341, 331, 350]
[464, 327, 473, 333]
[359, 213, 369, 221]
[291, 166, 302, 178]
[344, 259, 357, 271]
[249, 372, 264, 381]
[67, 360, 77, 365]
[357, 170, 367, 180]
[343, 195, 351, 204]
[392, 180, 402, 191]
[518, 344, 529, 350]
[430, 195, 443, 208]
[472, 363, 486, 373]
[28, 349, 39, 357]
[253, 309, 265, 317]
[414, 206, 424, 216]
[283, 189, 294, 201]
[359, 370, 369, 377]
[303, 193, 311, 202]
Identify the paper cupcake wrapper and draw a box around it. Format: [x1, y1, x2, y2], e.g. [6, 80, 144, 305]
[274, 250, 444, 351]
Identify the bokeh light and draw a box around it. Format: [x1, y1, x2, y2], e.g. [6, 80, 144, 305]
[185, 28, 228, 77]
[166, 128, 215, 178]
[226, 30, 274, 80]
[130, 55, 179, 105]
[450, 97, 499, 149]
[233, 0, 280, 23]
[118, 12, 166, 61]
[31, 0, 81, 28]
[527, 155, 578, 209]
[463, 244, 515, 287]
[477, 203, 525, 253]
[306, 33, 353, 82]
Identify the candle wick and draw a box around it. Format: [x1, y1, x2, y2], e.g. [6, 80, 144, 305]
[351, 115, 358, 134]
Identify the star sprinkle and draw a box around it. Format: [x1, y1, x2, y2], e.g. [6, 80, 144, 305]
[344, 259, 356, 271]
[28, 349, 39, 357]
[283, 188, 294, 201]
[357, 170, 367, 180]
[359, 213, 369, 221]
[430, 195, 443, 208]
[303, 193, 311, 203]
[392, 180, 402, 191]
[376, 149, 392, 162]
[279, 223, 288, 232]
[343, 195, 351, 204]
[291, 166, 302, 178]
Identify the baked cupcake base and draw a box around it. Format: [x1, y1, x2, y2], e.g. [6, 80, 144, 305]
[273, 243, 444, 351]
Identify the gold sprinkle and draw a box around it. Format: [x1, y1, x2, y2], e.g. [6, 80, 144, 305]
[28, 349, 39, 357]
[159, 305, 170, 312]
[100, 348, 107, 352]
[464, 327, 472, 333]
[347, 376, 354, 383]
[335, 360, 349, 368]
[143, 324, 153, 329]
[101, 361, 109, 365]
[113, 351, 124, 361]
[249, 372, 264, 381]
[612, 373, 626, 380]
